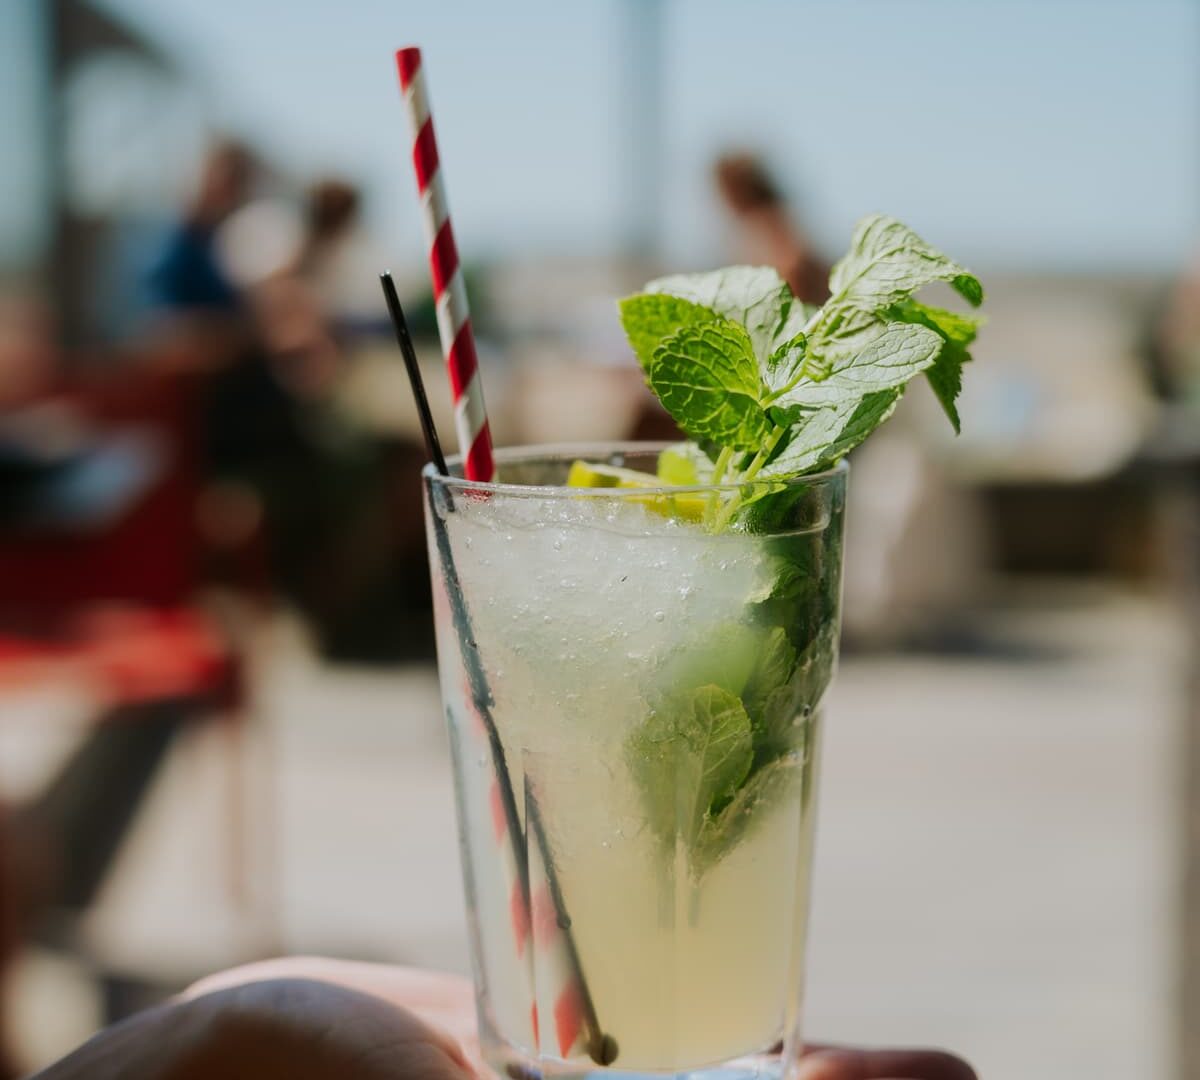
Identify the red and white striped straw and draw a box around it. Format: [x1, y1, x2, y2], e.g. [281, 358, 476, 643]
[395, 46, 495, 483]
[396, 47, 606, 1065]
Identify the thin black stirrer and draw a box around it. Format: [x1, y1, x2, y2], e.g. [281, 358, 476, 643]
[379, 273, 616, 1067]
[381, 273, 448, 477]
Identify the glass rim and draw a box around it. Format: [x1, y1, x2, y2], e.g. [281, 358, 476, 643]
[422, 441, 848, 498]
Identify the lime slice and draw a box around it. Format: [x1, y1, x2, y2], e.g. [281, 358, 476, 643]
[655, 447, 699, 486]
[567, 461, 660, 488]
[567, 459, 707, 523]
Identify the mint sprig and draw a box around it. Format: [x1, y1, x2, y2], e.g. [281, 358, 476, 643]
[618, 213, 985, 513]
[616, 214, 983, 879]
[626, 619, 817, 875]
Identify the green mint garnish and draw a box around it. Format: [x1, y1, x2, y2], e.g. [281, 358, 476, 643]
[627, 684, 754, 852]
[626, 630, 819, 883]
[615, 214, 984, 880]
[648, 320, 773, 452]
[690, 754, 806, 879]
[641, 265, 814, 370]
[885, 298, 982, 434]
[619, 213, 985, 520]
[739, 627, 799, 762]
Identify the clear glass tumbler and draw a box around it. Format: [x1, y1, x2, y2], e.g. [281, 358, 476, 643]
[424, 444, 846, 1080]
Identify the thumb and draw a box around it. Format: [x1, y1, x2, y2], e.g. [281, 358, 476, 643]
[796, 1047, 977, 1080]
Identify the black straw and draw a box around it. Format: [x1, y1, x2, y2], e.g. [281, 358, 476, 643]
[381, 272, 449, 477]
[378, 274, 616, 1066]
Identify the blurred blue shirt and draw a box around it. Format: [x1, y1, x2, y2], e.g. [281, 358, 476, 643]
[145, 222, 239, 312]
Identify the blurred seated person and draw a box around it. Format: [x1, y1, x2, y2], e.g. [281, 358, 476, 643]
[211, 180, 427, 658]
[143, 139, 257, 368]
[713, 152, 830, 307]
[34, 958, 976, 1080]
[293, 179, 369, 323]
[239, 179, 364, 400]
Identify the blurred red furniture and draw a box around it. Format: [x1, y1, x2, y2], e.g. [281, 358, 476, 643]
[0, 371, 202, 613]
[0, 367, 265, 1062]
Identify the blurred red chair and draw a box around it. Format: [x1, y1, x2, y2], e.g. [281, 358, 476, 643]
[0, 366, 271, 1060]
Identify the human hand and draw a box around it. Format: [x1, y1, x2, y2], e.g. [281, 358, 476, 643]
[35, 956, 974, 1080]
[190, 958, 977, 1080]
[794, 1043, 977, 1079]
[34, 961, 475, 1080]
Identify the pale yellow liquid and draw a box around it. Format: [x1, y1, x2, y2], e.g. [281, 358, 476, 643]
[432, 495, 831, 1074]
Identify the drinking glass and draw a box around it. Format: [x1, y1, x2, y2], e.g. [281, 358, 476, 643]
[424, 444, 846, 1080]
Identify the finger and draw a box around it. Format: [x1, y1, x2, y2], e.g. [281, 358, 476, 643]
[186, 978, 476, 1080]
[186, 958, 472, 1014]
[185, 960, 478, 1065]
[796, 1046, 977, 1080]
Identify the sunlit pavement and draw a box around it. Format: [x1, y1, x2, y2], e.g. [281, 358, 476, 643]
[4, 585, 1184, 1079]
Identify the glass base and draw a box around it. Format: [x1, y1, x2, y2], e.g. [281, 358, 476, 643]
[487, 1050, 789, 1080]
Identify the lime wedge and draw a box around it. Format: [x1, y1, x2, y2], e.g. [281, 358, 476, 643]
[567, 461, 659, 488]
[655, 447, 699, 486]
[567, 459, 707, 523]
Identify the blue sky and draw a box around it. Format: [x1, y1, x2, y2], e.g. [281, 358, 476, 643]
[57, 0, 1200, 271]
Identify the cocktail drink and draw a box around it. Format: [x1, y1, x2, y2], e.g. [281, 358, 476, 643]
[419, 215, 984, 1078]
[426, 447, 844, 1079]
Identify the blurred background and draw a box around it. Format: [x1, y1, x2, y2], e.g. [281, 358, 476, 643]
[1, 0, 1198, 1076]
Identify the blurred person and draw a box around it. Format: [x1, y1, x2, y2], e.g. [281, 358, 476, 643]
[33, 958, 976, 1080]
[714, 152, 830, 306]
[145, 139, 255, 323]
[1143, 247, 1200, 405]
[138, 139, 264, 499]
[293, 179, 363, 305]
[236, 178, 364, 400]
[141, 166, 353, 634]
[212, 178, 430, 659]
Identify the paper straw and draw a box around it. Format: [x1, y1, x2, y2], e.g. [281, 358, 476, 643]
[395, 46, 495, 482]
[379, 256, 616, 1061]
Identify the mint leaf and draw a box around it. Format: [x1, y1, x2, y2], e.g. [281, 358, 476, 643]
[776, 323, 942, 410]
[648, 266, 816, 374]
[885, 299, 983, 434]
[692, 755, 804, 876]
[814, 389, 904, 463]
[619, 294, 721, 372]
[760, 407, 854, 476]
[764, 332, 808, 396]
[764, 389, 903, 476]
[887, 299, 982, 345]
[926, 350, 965, 433]
[748, 553, 818, 617]
[627, 684, 754, 848]
[740, 627, 800, 759]
[792, 628, 838, 717]
[826, 214, 984, 312]
[647, 319, 772, 451]
[802, 215, 982, 394]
